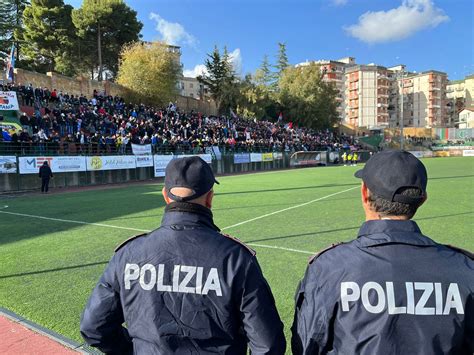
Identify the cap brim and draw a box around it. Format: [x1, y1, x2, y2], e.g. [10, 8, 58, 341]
[354, 169, 364, 179]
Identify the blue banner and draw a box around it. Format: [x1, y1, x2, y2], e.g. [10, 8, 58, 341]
[234, 153, 250, 164]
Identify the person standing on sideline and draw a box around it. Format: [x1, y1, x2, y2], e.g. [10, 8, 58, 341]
[80, 156, 286, 354]
[341, 151, 347, 166]
[292, 150, 473, 354]
[39, 161, 53, 193]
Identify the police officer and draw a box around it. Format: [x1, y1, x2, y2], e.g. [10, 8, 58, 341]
[292, 150, 473, 354]
[80, 156, 286, 354]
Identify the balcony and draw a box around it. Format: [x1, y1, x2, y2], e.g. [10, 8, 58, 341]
[429, 87, 441, 91]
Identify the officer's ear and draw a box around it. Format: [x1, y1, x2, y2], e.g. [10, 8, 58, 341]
[361, 182, 369, 204]
[162, 187, 172, 204]
[205, 190, 214, 209]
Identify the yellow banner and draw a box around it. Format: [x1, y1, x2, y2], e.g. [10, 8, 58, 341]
[262, 153, 273, 162]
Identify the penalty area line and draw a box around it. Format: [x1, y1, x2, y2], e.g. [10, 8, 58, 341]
[0, 210, 150, 233]
[221, 185, 359, 231]
[0, 185, 358, 255]
[0, 210, 312, 255]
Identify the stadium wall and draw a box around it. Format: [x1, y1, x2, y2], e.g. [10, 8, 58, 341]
[0, 153, 291, 192]
[12, 68, 218, 116]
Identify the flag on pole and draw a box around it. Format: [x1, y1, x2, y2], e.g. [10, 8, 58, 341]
[5, 44, 15, 82]
[277, 112, 283, 122]
[230, 108, 237, 119]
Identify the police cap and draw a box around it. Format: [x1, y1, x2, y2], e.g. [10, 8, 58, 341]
[165, 156, 219, 202]
[354, 150, 427, 205]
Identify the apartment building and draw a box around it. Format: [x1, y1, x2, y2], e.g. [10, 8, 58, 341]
[344, 64, 390, 129]
[447, 74, 474, 126]
[296, 57, 356, 120]
[389, 69, 448, 128]
[179, 77, 208, 100]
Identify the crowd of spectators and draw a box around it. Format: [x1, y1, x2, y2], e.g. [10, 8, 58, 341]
[1, 81, 360, 156]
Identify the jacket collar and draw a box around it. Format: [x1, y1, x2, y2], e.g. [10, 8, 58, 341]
[161, 202, 220, 232]
[356, 219, 437, 248]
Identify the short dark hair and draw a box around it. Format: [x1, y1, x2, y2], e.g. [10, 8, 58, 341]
[367, 187, 424, 219]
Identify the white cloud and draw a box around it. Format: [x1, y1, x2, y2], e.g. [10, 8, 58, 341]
[332, 0, 348, 6]
[228, 48, 242, 74]
[345, 0, 449, 44]
[183, 64, 208, 78]
[149, 12, 197, 47]
[183, 48, 242, 78]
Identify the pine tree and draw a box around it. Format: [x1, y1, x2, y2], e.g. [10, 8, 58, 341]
[0, 0, 28, 65]
[21, 0, 76, 73]
[275, 42, 289, 75]
[72, 0, 143, 80]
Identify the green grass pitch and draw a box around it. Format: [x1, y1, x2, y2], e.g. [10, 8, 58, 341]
[1, 157, 473, 351]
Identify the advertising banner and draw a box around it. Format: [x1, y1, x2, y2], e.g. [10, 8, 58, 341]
[86, 156, 136, 171]
[408, 151, 424, 159]
[250, 153, 263, 162]
[135, 155, 154, 167]
[234, 153, 250, 164]
[0, 91, 19, 110]
[433, 151, 450, 157]
[154, 155, 174, 177]
[19, 156, 87, 174]
[131, 144, 152, 155]
[206, 146, 222, 160]
[177, 154, 212, 164]
[262, 153, 274, 162]
[0, 156, 17, 173]
[463, 149, 474, 157]
[273, 152, 283, 160]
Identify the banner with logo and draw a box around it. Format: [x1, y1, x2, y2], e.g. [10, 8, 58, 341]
[86, 156, 136, 171]
[463, 149, 474, 157]
[135, 155, 154, 167]
[0, 156, 17, 173]
[250, 153, 263, 162]
[19, 156, 87, 174]
[131, 144, 152, 156]
[206, 146, 222, 160]
[154, 155, 174, 177]
[273, 152, 283, 160]
[234, 153, 250, 164]
[0, 91, 19, 110]
[262, 153, 273, 162]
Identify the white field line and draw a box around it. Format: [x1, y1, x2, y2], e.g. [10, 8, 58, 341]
[0, 186, 358, 255]
[0, 210, 150, 233]
[220, 186, 359, 231]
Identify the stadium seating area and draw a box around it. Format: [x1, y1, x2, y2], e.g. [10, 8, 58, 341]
[1, 82, 360, 155]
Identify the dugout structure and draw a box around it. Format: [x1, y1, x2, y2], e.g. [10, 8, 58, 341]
[290, 151, 328, 167]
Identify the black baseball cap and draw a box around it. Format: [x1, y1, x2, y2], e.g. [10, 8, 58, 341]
[165, 156, 219, 202]
[354, 150, 427, 205]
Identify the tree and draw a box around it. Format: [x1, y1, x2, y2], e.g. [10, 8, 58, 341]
[197, 46, 238, 114]
[72, 0, 143, 80]
[275, 42, 289, 77]
[20, 0, 76, 74]
[278, 62, 339, 129]
[116, 42, 181, 106]
[0, 0, 29, 65]
[254, 54, 273, 87]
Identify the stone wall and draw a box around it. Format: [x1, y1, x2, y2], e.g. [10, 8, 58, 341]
[13, 68, 217, 115]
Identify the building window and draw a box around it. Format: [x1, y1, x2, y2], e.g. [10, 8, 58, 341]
[189, 83, 194, 88]
[190, 93, 194, 97]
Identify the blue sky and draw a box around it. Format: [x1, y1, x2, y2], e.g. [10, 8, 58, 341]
[65, 0, 473, 80]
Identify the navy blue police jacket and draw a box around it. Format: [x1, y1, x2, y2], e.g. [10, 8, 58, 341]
[80, 202, 286, 354]
[291, 219, 474, 355]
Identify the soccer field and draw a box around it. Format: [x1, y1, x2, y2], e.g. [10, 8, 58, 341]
[1, 157, 473, 350]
